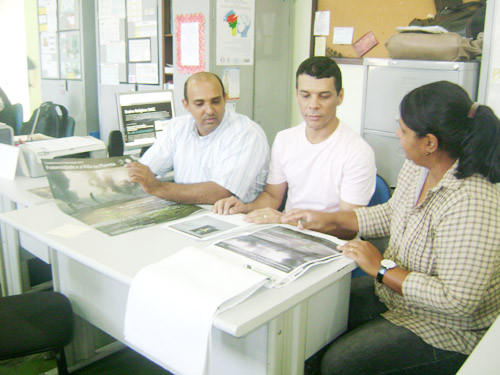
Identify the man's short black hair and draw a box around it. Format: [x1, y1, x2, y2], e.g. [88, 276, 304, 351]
[295, 57, 342, 94]
[184, 72, 226, 102]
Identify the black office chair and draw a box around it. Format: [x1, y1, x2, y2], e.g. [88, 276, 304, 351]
[108, 130, 124, 157]
[0, 291, 74, 375]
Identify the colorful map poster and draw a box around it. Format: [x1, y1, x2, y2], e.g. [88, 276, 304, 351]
[216, 0, 255, 66]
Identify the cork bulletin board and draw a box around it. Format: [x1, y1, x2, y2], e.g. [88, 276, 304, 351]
[314, 0, 476, 58]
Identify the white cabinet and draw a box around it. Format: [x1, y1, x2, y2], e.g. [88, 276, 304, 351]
[361, 58, 480, 187]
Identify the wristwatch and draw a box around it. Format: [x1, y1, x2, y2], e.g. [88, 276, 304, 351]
[376, 259, 397, 283]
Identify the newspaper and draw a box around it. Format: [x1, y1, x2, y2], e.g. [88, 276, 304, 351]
[42, 156, 203, 235]
[207, 225, 346, 288]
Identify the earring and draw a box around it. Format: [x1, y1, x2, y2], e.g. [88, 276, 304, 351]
[425, 151, 431, 156]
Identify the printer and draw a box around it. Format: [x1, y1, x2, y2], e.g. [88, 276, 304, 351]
[19, 136, 107, 177]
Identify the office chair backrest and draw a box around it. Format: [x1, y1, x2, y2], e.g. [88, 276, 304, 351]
[368, 175, 392, 206]
[0, 291, 74, 375]
[0, 103, 23, 135]
[108, 130, 124, 157]
[65, 116, 75, 137]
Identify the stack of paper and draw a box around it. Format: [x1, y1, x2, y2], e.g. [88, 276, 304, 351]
[124, 246, 268, 375]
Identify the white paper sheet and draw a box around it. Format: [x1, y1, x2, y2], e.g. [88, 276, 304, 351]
[124, 247, 268, 375]
[333, 27, 354, 45]
[314, 36, 326, 56]
[313, 10, 330, 36]
[181, 22, 200, 66]
[164, 212, 260, 241]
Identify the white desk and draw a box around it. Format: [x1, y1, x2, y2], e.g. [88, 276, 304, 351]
[0, 202, 355, 374]
[0, 175, 50, 295]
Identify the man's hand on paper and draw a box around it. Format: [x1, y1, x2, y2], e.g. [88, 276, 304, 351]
[212, 196, 248, 215]
[126, 162, 162, 196]
[244, 207, 283, 224]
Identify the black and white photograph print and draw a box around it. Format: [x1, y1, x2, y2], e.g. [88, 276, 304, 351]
[169, 215, 238, 239]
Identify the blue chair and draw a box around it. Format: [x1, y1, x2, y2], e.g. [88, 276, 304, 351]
[352, 174, 392, 278]
[368, 175, 392, 206]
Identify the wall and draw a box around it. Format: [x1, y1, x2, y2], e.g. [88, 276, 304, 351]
[24, 0, 42, 116]
[478, 0, 500, 116]
[0, 2, 30, 120]
[289, 0, 312, 127]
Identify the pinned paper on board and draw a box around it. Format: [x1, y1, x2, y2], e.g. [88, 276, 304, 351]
[314, 36, 326, 56]
[313, 11, 330, 36]
[176, 13, 206, 74]
[222, 67, 240, 100]
[216, 0, 255, 66]
[353, 31, 378, 57]
[333, 27, 354, 45]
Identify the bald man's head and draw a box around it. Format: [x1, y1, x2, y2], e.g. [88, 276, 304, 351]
[183, 72, 226, 102]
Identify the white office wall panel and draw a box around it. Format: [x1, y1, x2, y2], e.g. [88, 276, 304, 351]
[337, 62, 367, 136]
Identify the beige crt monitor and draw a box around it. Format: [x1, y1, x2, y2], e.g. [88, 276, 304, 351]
[116, 90, 175, 150]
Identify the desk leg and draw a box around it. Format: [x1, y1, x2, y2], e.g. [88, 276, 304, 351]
[267, 302, 307, 375]
[0, 200, 23, 295]
[49, 248, 123, 369]
[50, 248, 102, 365]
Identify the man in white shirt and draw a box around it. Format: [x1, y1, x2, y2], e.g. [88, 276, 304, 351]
[212, 57, 376, 239]
[127, 72, 269, 204]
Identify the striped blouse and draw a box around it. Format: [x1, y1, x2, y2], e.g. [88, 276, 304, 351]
[355, 159, 500, 355]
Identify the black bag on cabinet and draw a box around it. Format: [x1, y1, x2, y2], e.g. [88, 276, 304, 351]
[409, 1, 486, 39]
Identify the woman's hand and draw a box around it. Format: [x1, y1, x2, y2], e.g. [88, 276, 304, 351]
[339, 241, 383, 278]
[281, 209, 340, 233]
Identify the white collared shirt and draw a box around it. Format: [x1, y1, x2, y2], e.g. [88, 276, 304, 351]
[140, 110, 269, 203]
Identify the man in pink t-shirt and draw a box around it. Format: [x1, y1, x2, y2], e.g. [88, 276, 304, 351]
[213, 57, 376, 239]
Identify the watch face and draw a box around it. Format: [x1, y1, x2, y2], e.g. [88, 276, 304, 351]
[381, 259, 396, 268]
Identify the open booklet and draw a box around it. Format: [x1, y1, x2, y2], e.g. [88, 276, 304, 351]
[202, 224, 346, 288]
[42, 156, 203, 235]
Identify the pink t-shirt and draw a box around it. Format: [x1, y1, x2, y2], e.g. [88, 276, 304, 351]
[267, 121, 376, 212]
